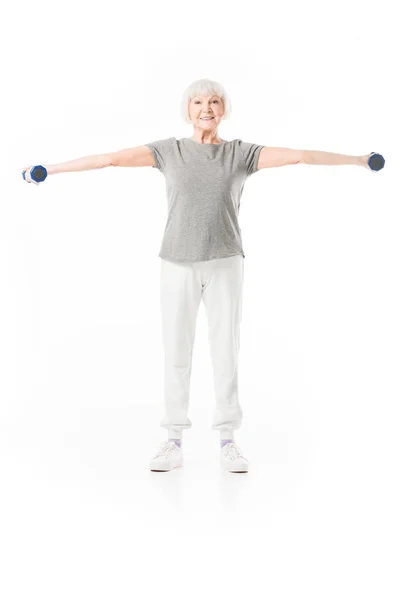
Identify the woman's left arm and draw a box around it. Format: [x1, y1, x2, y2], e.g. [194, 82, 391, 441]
[302, 149, 376, 169]
[258, 147, 381, 170]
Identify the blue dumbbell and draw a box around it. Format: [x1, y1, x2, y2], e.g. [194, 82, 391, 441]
[368, 153, 385, 171]
[22, 165, 48, 183]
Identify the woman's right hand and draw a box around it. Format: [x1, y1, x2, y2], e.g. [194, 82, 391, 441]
[22, 166, 40, 185]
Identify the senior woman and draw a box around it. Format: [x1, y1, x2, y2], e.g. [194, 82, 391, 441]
[23, 78, 383, 474]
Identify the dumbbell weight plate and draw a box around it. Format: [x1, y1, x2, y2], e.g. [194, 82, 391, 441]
[368, 153, 385, 171]
[22, 165, 48, 182]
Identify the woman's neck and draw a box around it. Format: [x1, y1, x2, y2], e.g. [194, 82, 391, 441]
[190, 131, 223, 145]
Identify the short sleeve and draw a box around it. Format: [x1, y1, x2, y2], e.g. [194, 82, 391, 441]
[238, 140, 265, 177]
[144, 137, 173, 172]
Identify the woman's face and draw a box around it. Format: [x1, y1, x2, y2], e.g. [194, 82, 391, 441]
[188, 94, 225, 129]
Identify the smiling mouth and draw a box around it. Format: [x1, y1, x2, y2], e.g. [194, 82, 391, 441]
[201, 117, 214, 120]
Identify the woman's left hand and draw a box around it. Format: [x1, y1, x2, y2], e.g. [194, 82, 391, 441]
[359, 153, 375, 169]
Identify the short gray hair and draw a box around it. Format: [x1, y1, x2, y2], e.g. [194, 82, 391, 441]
[180, 78, 232, 124]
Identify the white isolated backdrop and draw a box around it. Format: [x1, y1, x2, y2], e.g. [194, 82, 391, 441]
[2, 0, 399, 598]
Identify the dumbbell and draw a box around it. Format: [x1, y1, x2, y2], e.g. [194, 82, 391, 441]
[22, 165, 48, 183]
[368, 153, 385, 171]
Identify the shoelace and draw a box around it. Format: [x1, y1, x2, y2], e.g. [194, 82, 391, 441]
[222, 442, 244, 460]
[152, 441, 178, 459]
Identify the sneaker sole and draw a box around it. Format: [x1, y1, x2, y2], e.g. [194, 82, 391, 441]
[149, 460, 183, 472]
[221, 461, 249, 473]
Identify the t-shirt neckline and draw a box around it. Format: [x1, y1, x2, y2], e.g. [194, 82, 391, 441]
[182, 137, 228, 146]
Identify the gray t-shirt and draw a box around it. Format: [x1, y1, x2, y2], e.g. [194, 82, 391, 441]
[144, 137, 264, 263]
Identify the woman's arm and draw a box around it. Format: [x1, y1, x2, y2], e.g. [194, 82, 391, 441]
[43, 153, 112, 175]
[257, 147, 365, 170]
[302, 149, 363, 167]
[43, 145, 155, 174]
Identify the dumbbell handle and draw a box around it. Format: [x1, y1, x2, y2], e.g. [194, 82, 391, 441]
[22, 165, 48, 182]
[368, 153, 385, 171]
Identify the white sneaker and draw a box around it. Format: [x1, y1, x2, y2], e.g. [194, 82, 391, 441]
[149, 441, 183, 472]
[220, 442, 249, 472]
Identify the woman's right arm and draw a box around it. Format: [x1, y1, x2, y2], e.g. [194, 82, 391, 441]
[43, 145, 155, 175]
[43, 153, 112, 175]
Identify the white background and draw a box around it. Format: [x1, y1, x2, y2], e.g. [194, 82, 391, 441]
[2, 0, 399, 598]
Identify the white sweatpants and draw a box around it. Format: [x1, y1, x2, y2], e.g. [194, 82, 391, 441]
[159, 254, 244, 440]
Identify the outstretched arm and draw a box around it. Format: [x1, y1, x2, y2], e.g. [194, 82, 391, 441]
[42, 146, 155, 174]
[42, 153, 113, 175]
[257, 147, 373, 170]
[302, 149, 370, 168]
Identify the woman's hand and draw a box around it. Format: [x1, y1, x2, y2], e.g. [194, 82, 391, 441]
[359, 153, 375, 169]
[359, 152, 385, 171]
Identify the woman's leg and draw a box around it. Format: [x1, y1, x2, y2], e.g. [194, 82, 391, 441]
[159, 258, 203, 437]
[201, 255, 244, 439]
